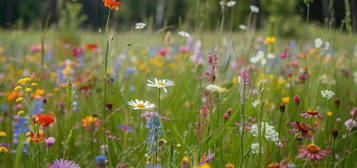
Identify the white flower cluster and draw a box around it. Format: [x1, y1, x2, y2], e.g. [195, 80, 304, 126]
[178, 31, 191, 38]
[250, 122, 279, 145]
[134, 22, 146, 30]
[314, 38, 331, 55]
[250, 143, 263, 154]
[206, 84, 226, 93]
[252, 99, 260, 108]
[321, 90, 335, 99]
[219, 0, 236, 7]
[250, 51, 275, 65]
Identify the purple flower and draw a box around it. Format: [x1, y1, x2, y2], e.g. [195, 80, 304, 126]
[48, 159, 80, 168]
[118, 125, 134, 132]
[45, 137, 56, 147]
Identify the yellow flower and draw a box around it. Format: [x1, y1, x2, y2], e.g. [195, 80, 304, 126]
[282, 97, 290, 104]
[265, 36, 276, 44]
[16, 97, 23, 102]
[25, 88, 32, 92]
[0, 132, 7, 137]
[14, 86, 22, 91]
[182, 156, 189, 163]
[195, 163, 211, 168]
[232, 77, 238, 84]
[327, 112, 333, 117]
[0, 146, 9, 153]
[17, 110, 25, 116]
[31, 83, 38, 87]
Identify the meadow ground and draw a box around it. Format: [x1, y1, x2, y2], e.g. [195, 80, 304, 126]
[0, 27, 356, 168]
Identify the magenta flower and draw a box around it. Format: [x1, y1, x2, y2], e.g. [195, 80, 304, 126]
[45, 137, 56, 147]
[297, 144, 329, 161]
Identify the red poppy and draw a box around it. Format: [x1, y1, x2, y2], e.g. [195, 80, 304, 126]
[103, 0, 123, 11]
[32, 114, 55, 126]
[85, 44, 98, 51]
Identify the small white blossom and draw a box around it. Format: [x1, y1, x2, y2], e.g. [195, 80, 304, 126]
[249, 5, 259, 13]
[321, 90, 335, 99]
[314, 38, 323, 48]
[178, 31, 191, 38]
[267, 53, 275, 59]
[252, 99, 260, 108]
[134, 22, 146, 30]
[250, 143, 263, 154]
[226, 1, 237, 7]
[239, 24, 247, 30]
[206, 84, 226, 93]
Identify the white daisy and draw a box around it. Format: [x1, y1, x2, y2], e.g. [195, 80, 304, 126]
[178, 31, 191, 38]
[128, 99, 155, 110]
[249, 5, 259, 13]
[135, 22, 146, 30]
[146, 78, 175, 92]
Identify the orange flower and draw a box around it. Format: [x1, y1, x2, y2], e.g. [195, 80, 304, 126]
[103, 0, 123, 11]
[30, 132, 45, 142]
[7, 91, 21, 101]
[85, 44, 98, 51]
[32, 114, 55, 126]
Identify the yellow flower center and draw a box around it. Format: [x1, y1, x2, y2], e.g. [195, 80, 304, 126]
[158, 82, 165, 86]
[136, 104, 145, 109]
[307, 144, 321, 154]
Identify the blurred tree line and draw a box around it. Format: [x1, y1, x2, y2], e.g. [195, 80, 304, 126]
[0, 0, 356, 34]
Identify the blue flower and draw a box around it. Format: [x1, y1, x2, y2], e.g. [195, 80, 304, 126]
[95, 155, 107, 162]
[32, 99, 44, 115]
[146, 116, 162, 156]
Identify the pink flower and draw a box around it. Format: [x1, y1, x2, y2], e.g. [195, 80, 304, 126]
[45, 137, 56, 147]
[140, 112, 170, 121]
[279, 49, 288, 59]
[300, 109, 323, 119]
[297, 144, 329, 161]
[293, 95, 300, 106]
[72, 48, 84, 58]
[289, 122, 313, 139]
[158, 48, 168, 56]
[344, 119, 356, 131]
[30, 44, 42, 52]
[179, 46, 189, 53]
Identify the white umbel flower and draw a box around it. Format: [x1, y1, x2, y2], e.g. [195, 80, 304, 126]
[321, 90, 335, 99]
[135, 22, 146, 30]
[239, 24, 247, 30]
[128, 99, 155, 110]
[314, 38, 323, 48]
[251, 143, 263, 154]
[147, 78, 175, 92]
[250, 122, 279, 145]
[178, 31, 191, 38]
[206, 84, 227, 93]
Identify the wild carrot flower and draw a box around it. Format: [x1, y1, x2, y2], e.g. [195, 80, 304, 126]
[250, 143, 263, 154]
[320, 90, 335, 99]
[48, 159, 80, 168]
[103, 0, 123, 11]
[146, 78, 175, 92]
[297, 144, 329, 161]
[300, 109, 323, 119]
[32, 114, 55, 127]
[128, 99, 155, 110]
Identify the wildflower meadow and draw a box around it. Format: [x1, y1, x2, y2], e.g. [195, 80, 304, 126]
[0, 0, 357, 168]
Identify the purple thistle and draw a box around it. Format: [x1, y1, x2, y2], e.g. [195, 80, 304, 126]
[48, 159, 80, 168]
